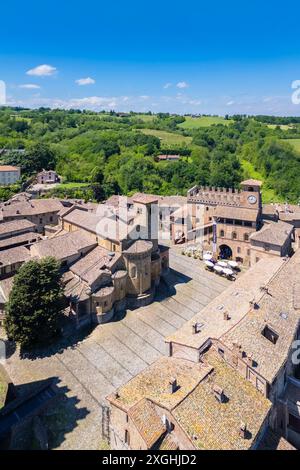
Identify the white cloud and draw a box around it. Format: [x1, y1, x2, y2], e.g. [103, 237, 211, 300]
[163, 82, 172, 89]
[226, 100, 235, 106]
[26, 64, 57, 76]
[139, 95, 150, 100]
[75, 77, 96, 86]
[19, 84, 41, 89]
[176, 81, 189, 89]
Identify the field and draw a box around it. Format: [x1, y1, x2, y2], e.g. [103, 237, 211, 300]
[240, 159, 284, 203]
[267, 124, 292, 130]
[140, 128, 192, 146]
[284, 139, 300, 152]
[57, 182, 91, 189]
[178, 116, 233, 129]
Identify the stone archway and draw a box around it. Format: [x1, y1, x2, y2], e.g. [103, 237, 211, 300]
[219, 244, 233, 260]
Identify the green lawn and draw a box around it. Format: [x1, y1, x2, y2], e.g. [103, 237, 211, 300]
[140, 128, 192, 146]
[284, 139, 300, 153]
[58, 182, 91, 189]
[240, 159, 284, 204]
[136, 114, 156, 123]
[179, 116, 233, 129]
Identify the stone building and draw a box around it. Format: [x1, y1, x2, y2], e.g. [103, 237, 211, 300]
[0, 194, 169, 330]
[171, 179, 296, 266]
[0, 166, 21, 185]
[107, 351, 272, 450]
[0, 198, 63, 233]
[37, 169, 60, 184]
[108, 250, 300, 450]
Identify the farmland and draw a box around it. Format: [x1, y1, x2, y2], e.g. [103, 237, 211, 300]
[178, 115, 233, 129]
[139, 128, 192, 145]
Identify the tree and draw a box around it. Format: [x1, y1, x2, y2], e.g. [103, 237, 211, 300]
[5, 257, 64, 349]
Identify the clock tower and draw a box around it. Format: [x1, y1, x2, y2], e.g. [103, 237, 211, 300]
[240, 179, 262, 211]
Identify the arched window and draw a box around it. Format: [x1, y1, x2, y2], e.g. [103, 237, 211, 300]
[244, 233, 249, 241]
[220, 230, 225, 237]
[232, 232, 237, 240]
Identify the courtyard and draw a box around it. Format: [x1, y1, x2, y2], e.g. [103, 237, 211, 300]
[2, 247, 230, 449]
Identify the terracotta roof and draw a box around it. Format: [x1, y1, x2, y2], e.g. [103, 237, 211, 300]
[0, 198, 63, 219]
[129, 399, 166, 448]
[241, 179, 263, 186]
[158, 433, 179, 450]
[132, 194, 159, 204]
[0, 232, 42, 249]
[221, 249, 300, 383]
[0, 219, 36, 236]
[30, 230, 97, 261]
[62, 208, 104, 235]
[250, 221, 293, 246]
[173, 350, 271, 450]
[123, 240, 153, 254]
[214, 205, 258, 222]
[108, 351, 271, 450]
[0, 246, 31, 266]
[0, 165, 20, 172]
[70, 246, 121, 286]
[107, 356, 212, 412]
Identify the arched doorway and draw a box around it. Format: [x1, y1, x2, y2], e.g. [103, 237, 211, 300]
[219, 244, 233, 259]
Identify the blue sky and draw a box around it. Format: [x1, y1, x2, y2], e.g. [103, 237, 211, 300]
[1, 0, 300, 115]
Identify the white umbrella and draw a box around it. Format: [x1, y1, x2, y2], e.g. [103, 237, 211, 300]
[223, 268, 234, 276]
[217, 261, 228, 268]
[203, 253, 213, 261]
[228, 260, 238, 268]
[205, 260, 214, 268]
[214, 265, 223, 273]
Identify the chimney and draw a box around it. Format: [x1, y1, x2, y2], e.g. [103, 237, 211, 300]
[213, 385, 226, 403]
[223, 311, 230, 321]
[169, 377, 178, 394]
[239, 422, 247, 439]
[246, 353, 254, 367]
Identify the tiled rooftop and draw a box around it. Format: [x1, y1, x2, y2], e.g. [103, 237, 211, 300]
[221, 249, 300, 383]
[0, 219, 36, 236]
[0, 246, 31, 266]
[173, 350, 271, 450]
[214, 205, 258, 222]
[165, 256, 285, 350]
[250, 220, 293, 246]
[30, 230, 97, 261]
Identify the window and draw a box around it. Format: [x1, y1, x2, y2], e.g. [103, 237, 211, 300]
[130, 266, 137, 278]
[125, 430, 130, 446]
[50, 216, 53, 222]
[39, 218, 43, 224]
[262, 325, 279, 344]
[247, 249, 250, 256]
[237, 247, 241, 253]
[220, 230, 224, 237]
[232, 232, 237, 239]
[244, 233, 249, 241]
[218, 347, 225, 357]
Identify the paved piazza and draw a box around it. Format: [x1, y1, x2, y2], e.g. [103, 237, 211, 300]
[3, 247, 230, 449]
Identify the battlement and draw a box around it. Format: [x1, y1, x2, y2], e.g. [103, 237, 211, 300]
[187, 185, 242, 207]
